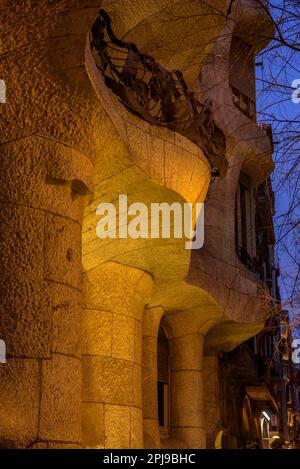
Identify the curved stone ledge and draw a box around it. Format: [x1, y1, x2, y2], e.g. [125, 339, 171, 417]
[100, 0, 229, 88]
[85, 39, 211, 206]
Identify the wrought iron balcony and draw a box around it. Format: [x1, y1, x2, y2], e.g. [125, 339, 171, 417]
[90, 9, 227, 178]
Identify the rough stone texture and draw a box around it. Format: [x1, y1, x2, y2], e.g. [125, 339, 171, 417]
[0, 0, 98, 448]
[52, 285, 82, 358]
[171, 369, 204, 444]
[143, 420, 161, 449]
[169, 334, 204, 371]
[82, 262, 151, 320]
[131, 408, 144, 449]
[0, 278, 52, 358]
[82, 403, 105, 449]
[39, 354, 81, 443]
[0, 139, 92, 222]
[82, 262, 153, 449]
[112, 316, 136, 362]
[0, 203, 44, 281]
[82, 310, 112, 357]
[0, 359, 40, 448]
[104, 405, 131, 449]
[142, 338, 158, 420]
[82, 356, 133, 406]
[0, 0, 274, 451]
[44, 214, 82, 289]
[203, 355, 221, 449]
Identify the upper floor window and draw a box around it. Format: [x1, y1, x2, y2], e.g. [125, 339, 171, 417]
[229, 36, 256, 120]
[235, 173, 257, 271]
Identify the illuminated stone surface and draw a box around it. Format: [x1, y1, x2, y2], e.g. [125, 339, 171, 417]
[0, 0, 274, 449]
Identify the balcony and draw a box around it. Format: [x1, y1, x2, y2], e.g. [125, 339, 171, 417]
[90, 9, 228, 178]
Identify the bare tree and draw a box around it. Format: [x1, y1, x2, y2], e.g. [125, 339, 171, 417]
[255, 0, 300, 330]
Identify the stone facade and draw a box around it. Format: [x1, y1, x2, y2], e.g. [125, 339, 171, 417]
[0, 0, 280, 449]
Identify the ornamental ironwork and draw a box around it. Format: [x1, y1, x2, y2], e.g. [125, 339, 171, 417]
[90, 9, 227, 178]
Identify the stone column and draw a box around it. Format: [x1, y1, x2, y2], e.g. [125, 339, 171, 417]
[169, 332, 205, 448]
[82, 261, 153, 449]
[142, 306, 164, 448]
[203, 354, 221, 448]
[0, 139, 92, 448]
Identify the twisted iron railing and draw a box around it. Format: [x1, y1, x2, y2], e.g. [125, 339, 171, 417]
[90, 9, 227, 178]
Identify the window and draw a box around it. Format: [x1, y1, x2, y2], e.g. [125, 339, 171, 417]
[231, 85, 256, 120]
[266, 334, 274, 359]
[229, 36, 256, 120]
[235, 173, 256, 271]
[157, 325, 170, 433]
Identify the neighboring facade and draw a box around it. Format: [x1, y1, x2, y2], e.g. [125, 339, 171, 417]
[0, 0, 281, 449]
[216, 308, 299, 449]
[205, 176, 298, 449]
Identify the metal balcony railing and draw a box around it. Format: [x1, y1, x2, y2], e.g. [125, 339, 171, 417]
[90, 9, 228, 178]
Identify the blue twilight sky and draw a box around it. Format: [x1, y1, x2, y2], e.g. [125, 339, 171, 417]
[255, 0, 300, 328]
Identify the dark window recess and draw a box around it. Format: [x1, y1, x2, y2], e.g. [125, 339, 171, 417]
[236, 178, 257, 273]
[266, 334, 274, 359]
[157, 326, 169, 429]
[240, 182, 248, 252]
[157, 329, 169, 383]
[246, 337, 255, 354]
[231, 86, 256, 120]
[158, 382, 165, 426]
[237, 246, 257, 273]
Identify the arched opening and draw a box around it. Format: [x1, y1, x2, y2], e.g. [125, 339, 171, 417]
[157, 324, 170, 435]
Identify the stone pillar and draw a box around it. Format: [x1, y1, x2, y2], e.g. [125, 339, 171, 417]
[142, 306, 164, 448]
[82, 261, 153, 449]
[169, 333, 205, 448]
[203, 354, 221, 448]
[0, 139, 92, 448]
